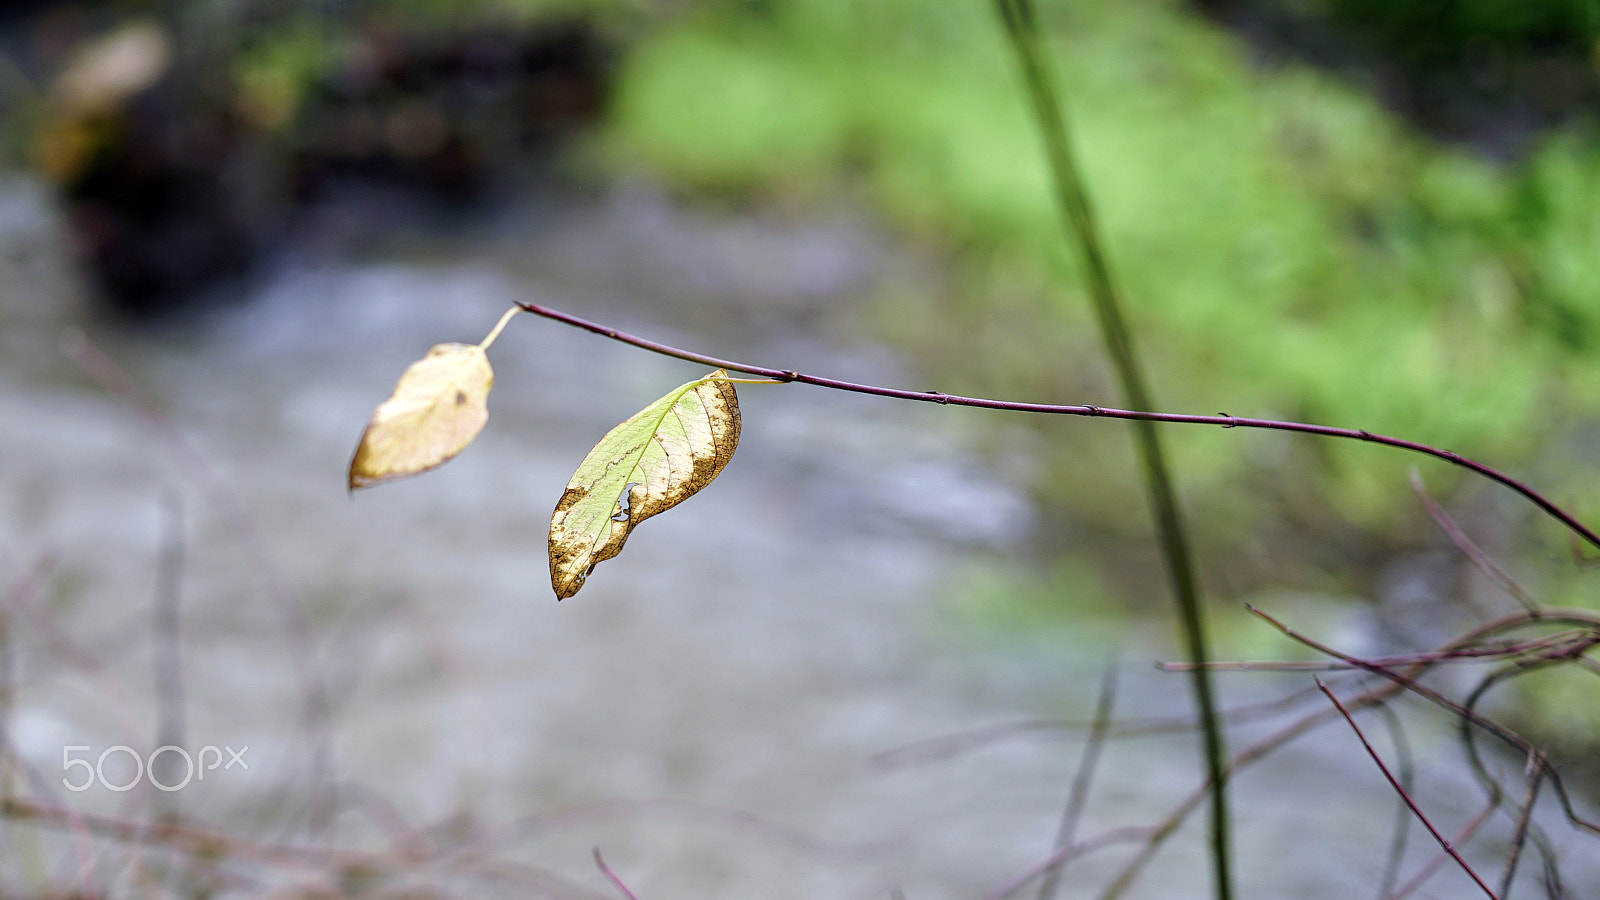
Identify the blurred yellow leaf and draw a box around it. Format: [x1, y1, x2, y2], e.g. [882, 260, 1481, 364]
[348, 307, 518, 490]
[348, 342, 493, 490]
[53, 21, 171, 115]
[549, 371, 740, 599]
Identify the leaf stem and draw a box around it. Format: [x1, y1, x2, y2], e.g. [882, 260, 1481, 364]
[479, 304, 520, 352]
[715, 376, 790, 386]
[511, 301, 1600, 553]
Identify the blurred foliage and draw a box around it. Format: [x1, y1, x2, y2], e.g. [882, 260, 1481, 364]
[599, 0, 1600, 600]
[1311, 0, 1597, 56]
[222, 0, 628, 136]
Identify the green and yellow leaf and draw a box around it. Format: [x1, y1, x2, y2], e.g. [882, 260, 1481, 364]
[348, 342, 494, 490]
[549, 370, 741, 599]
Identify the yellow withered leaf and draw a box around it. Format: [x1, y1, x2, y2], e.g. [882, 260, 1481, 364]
[549, 371, 740, 599]
[348, 342, 493, 490]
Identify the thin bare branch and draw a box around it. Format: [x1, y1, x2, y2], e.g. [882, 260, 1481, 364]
[1410, 468, 1538, 612]
[151, 492, 187, 821]
[981, 827, 1158, 900]
[1372, 704, 1415, 900]
[60, 329, 338, 835]
[1161, 632, 1600, 673]
[872, 683, 1328, 769]
[1500, 758, 1546, 898]
[1317, 677, 1500, 898]
[1250, 606, 1600, 836]
[513, 302, 1600, 553]
[593, 848, 641, 900]
[1385, 799, 1498, 900]
[1037, 659, 1118, 900]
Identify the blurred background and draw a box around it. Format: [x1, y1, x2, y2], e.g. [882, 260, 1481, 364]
[2, 0, 1600, 897]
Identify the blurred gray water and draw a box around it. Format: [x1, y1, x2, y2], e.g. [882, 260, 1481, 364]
[1, 174, 1596, 899]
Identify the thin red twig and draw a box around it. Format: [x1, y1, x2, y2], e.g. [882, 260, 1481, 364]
[59, 330, 338, 833]
[593, 848, 641, 900]
[1315, 677, 1499, 899]
[1036, 659, 1119, 900]
[1385, 798, 1498, 900]
[980, 827, 1158, 900]
[1160, 630, 1600, 672]
[1409, 469, 1538, 612]
[513, 302, 1600, 553]
[1498, 757, 1546, 897]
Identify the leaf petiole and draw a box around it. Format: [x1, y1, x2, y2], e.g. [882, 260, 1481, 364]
[479, 305, 521, 352]
[711, 375, 787, 386]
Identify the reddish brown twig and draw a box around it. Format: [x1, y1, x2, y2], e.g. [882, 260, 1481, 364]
[593, 848, 641, 900]
[1036, 659, 1118, 900]
[1409, 469, 1538, 612]
[514, 301, 1600, 554]
[1384, 798, 1498, 900]
[59, 329, 337, 833]
[1316, 677, 1499, 899]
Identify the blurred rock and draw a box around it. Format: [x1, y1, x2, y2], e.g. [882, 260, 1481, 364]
[1194, 0, 1600, 157]
[23, 8, 613, 318]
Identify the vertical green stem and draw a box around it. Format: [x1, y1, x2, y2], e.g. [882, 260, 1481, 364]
[991, 2, 1233, 897]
